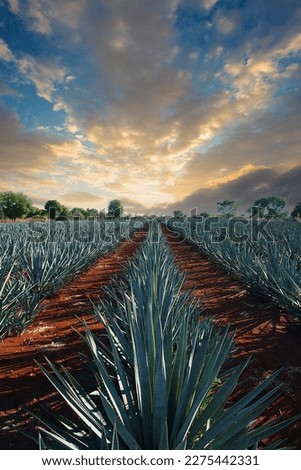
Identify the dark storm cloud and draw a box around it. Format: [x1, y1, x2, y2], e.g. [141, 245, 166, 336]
[164, 166, 301, 215]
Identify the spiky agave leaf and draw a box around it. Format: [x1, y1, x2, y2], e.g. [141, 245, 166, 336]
[33, 224, 300, 449]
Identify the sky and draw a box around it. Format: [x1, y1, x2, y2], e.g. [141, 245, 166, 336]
[0, 0, 301, 215]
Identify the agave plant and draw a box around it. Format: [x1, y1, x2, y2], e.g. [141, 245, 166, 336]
[31, 225, 299, 449]
[0, 219, 135, 339]
[0, 257, 41, 338]
[177, 218, 301, 318]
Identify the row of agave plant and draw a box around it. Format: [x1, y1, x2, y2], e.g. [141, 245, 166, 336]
[0, 220, 131, 340]
[32, 223, 299, 449]
[169, 218, 301, 318]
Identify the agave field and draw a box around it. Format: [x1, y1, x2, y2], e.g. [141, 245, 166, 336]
[168, 217, 301, 318]
[0, 220, 131, 340]
[0, 219, 301, 449]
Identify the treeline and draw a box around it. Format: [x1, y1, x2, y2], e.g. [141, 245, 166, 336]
[1, 191, 301, 222]
[174, 196, 301, 219]
[0, 191, 124, 221]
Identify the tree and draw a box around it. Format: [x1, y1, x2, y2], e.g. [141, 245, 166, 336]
[70, 207, 86, 219]
[217, 200, 238, 218]
[85, 208, 99, 218]
[198, 211, 210, 219]
[107, 199, 124, 218]
[69, 208, 99, 219]
[248, 196, 287, 219]
[173, 210, 184, 218]
[44, 200, 69, 219]
[291, 202, 301, 219]
[27, 207, 47, 218]
[0, 191, 33, 221]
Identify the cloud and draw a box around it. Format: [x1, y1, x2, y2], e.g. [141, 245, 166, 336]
[0, 37, 68, 103]
[215, 11, 237, 35]
[119, 197, 153, 215]
[60, 191, 105, 208]
[18, 56, 68, 102]
[201, 0, 219, 11]
[7, 0, 20, 14]
[170, 84, 301, 195]
[0, 105, 58, 177]
[7, 0, 86, 36]
[164, 165, 301, 215]
[226, 31, 301, 85]
[0, 104, 94, 198]
[2, 1, 301, 214]
[0, 37, 14, 61]
[0, 79, 16, 96]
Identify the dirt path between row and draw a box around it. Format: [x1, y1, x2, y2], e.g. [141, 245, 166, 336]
[166, 232, 301, 449]
[1, 227, 300, 449]
[0, 232, 146, 449]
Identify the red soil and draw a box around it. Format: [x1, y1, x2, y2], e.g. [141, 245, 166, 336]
[0, 233, 146, 449]
[1, 227, 301, 450]
[166, 234, 301, 449]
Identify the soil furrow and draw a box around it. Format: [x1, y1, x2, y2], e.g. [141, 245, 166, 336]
[0, 232, 146, 449]
[166, 232, 301, 449]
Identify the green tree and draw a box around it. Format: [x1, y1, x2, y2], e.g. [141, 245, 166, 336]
[291, 202, 301, 219]
[173, 210, 184, 218]
[85, 208, 99, 218]
[70, 207, 86, 219]
[217, 200, 238, 218]
[249, 196, 287, 219]
[198, 211, 210, 219]
[0, 191, 33, 221]
[27, 207, 47, 218]
[69, 208, 99, 219]
[107, 199, 124, 218]
[44, 200, 69, 220]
